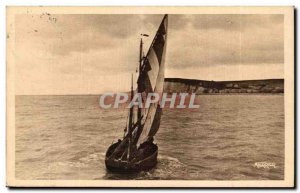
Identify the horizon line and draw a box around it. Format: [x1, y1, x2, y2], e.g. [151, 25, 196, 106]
[15, 77, 284, 96]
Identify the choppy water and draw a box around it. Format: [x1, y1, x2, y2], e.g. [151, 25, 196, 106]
[15, 94, 284, 180]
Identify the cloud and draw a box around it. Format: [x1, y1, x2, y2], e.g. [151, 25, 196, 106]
[14, 14, 284, 94]
[192, 14, 283, 31]
[166, 14, 283, 69]
[15, 14, 166, 55]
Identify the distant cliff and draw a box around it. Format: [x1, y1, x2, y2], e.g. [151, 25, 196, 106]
[164, 78, 284, 94]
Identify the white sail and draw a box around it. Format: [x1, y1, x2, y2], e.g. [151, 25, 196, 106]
[136, 14, 168, 146]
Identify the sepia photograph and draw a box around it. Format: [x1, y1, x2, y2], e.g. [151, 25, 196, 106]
[6, 6, 294, 187]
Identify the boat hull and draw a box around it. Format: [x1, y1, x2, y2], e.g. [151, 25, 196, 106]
[105, 141, 158, 173]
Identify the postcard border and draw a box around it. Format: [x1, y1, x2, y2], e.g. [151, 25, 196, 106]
[6, 6, 295, 187]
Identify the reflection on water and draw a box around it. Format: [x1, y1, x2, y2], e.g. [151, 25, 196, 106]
[15, 94, 284, 180]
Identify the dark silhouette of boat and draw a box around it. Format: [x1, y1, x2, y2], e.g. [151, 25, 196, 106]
[105, 14, 168, 173]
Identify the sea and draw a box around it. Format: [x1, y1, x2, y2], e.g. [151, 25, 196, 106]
[15, 94, 284, 180]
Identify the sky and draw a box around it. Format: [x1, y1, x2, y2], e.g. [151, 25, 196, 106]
[14, 14, 284, 95]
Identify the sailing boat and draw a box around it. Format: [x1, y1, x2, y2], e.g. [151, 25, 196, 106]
[105, 14, 168, 173]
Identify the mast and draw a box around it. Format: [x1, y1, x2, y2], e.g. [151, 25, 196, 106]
[137, 38, 143, 131]
[133, 35, 147, 145]
[127, 74, 134, 160]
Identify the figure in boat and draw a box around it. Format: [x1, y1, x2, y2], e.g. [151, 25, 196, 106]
[105, 14, 168, 173]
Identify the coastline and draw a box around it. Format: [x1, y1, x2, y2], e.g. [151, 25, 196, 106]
[164, 78, 284, 94]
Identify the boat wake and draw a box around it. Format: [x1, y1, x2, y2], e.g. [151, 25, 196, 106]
[103, 154, 188, 180]
[139, 155, 189, 180]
